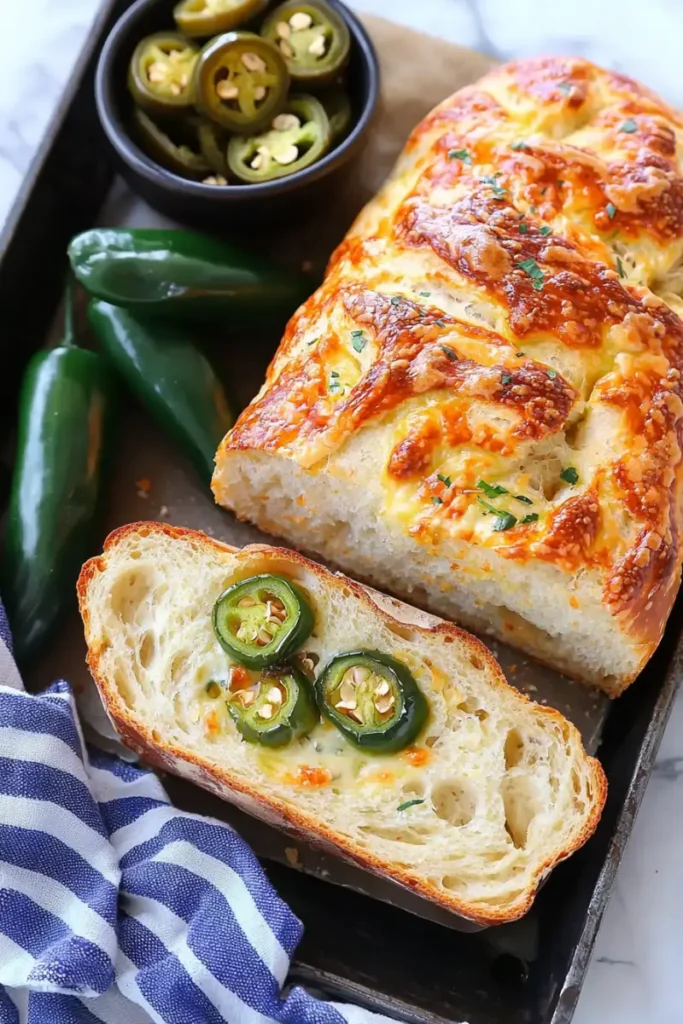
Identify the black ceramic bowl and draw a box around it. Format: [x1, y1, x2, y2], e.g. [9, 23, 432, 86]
[95, 0, 380, 227]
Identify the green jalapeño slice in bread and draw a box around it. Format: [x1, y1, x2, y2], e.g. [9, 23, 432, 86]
[78, 522, 606, 925]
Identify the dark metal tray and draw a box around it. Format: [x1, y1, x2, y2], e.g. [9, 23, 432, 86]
[0, 1, 680, 1021]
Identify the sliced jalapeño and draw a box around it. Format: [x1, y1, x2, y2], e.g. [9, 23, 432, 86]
[174, 0, 269, 37]
[193, 31, 289, 133]
[227, 665, 318, 747]
[128, 33, 198, 115]
[316, 651, 428, 753]
[212, 573, 314, 668]
[226, 93, 330, 182]
[261, 0, 351, 87]
[133, 108, 212, 179]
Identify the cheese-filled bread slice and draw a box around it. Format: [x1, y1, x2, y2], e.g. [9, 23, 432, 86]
[78, 522, 606, 926]
[213, 56, 683, 694]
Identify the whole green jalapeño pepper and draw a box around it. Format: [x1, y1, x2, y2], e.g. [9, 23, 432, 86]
[193, 32, 289, 134]
[128, 33, 199, 115]
[69, 228, 311, 326]
[87, 300, 233, 486]
[227, 93, 330, 182]
[316, 651, 428, 753]
[174, 0, 269, 38]
[261, 0, 350, 87]
[1, 283, 111, 669]
[227, 665, 318, 747]
[213, 574, 314, 668]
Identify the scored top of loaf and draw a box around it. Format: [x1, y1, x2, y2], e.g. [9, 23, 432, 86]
[216, 57, 683, 686]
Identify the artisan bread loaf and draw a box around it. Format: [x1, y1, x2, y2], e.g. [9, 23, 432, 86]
[78, 522, 605, 926]
[213, 56, 683, 694]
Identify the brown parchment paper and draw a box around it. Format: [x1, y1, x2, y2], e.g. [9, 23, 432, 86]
[27, 18, 605, 933]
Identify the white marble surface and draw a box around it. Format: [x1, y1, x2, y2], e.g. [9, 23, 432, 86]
[1, 2, 682, 1023]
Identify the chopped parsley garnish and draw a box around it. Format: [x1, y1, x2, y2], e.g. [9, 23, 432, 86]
[560, 466, 579, 485]
[351, 329, 367, 352]
[440, 345, 458, 361]
[516, 351, 525, 357]
[390, 295, 401, 305]
[437, 473, 452, 487]
[307, 336, 320, 346]
[616, 256, 625, 278]
[518, 257, 544, 290]
[556, 179, 565, 187]
[540, 187, 547, 196]
[558, 81, 573, 94]
[493, 512, 518, 532]
[397, 798, 425, 812]
[476, 495, 517, 532]
[501, 374, 512, 385]
[606, 202, 617, 219]
[547, 369, 558, 379]
[519, 222, 529, 234]
[530, 205, 537, 213]
[435, 319, 446, 327]
[539, 225, 551, 236]
[329, 371, 344, 394]
[607, 228, 620, 241]
[419, 291, 431, 297]
[481, 173, 507, 199]
[478, 479, 508, 499]
[511, 140, 528, 151]
[521, 513, 539, 525]
[619, 119, 637, 133]
[448, 149, 472, 163]
[514, 494, 533, 504]
[431, 496, 444, 505]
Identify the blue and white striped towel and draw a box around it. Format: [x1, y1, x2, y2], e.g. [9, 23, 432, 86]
[0, 604, 395, 1024]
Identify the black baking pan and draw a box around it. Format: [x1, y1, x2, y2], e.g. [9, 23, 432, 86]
[0, 1, 679, 1021]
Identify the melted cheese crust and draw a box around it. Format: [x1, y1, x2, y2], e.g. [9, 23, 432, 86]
[223, 57, 683, 656]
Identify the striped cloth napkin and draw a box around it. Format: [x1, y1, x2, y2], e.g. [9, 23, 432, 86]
[0, 603, 395, 1024]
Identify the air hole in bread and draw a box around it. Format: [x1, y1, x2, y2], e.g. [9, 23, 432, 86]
[139, 632, 155, 670]
[502, 775, 537, 849]
[432, 779, 476, 827]
[456, 696, 489, 721]
[386, 621, 419, 643]
[171, 653, 190, 684]
[443, 636, 455, 644]
[359, 826, 427, 846]
[424, 735, 439, 748]
[114, 668, 135, 707]
[110, 570, 153, 624]
[468, 653, 485, 671]
[129, 549, 142, 560]
[402, 780, 426, 799]
[504, 729, 525, 770]
[564, 415, 587, 451]
[441, 874, 465, 892]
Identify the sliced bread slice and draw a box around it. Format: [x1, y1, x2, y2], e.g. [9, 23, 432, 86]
[78, 522, 606, 926]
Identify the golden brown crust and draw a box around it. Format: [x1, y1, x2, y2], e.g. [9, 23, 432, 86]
[78, 521, 607, 927]
[217, 56, 683, 681]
